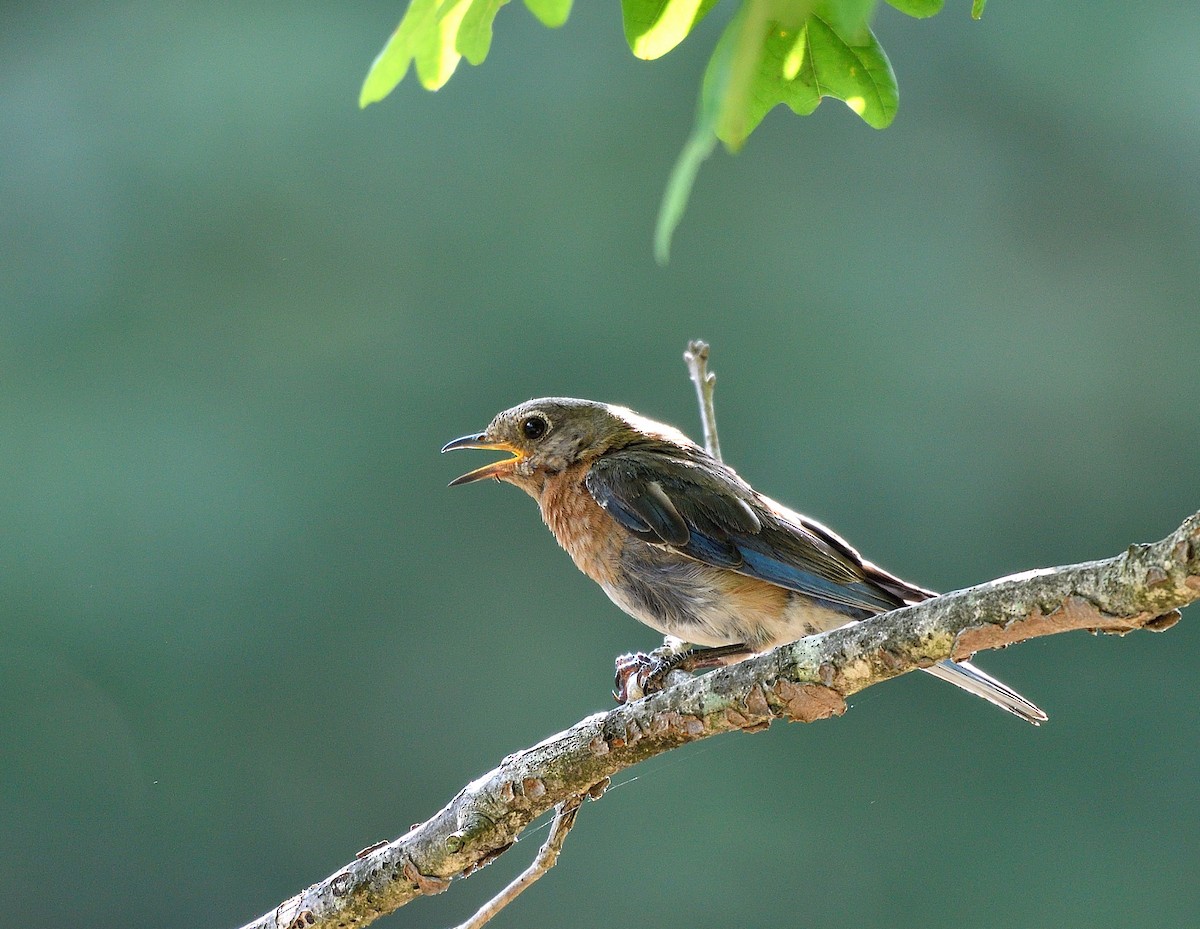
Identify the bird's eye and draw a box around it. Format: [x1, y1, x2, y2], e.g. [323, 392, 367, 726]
[521, 415, 549, 441]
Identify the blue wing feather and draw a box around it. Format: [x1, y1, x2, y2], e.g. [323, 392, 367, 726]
[586, 447, 906, 614]
[739, 548, 897, 614]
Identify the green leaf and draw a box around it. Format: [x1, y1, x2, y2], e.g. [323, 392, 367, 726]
[971, 0, 986, 19]
[720, 6, 898, 147]
[621, 0, 720, 60]
[816, 0, 876, 36]
[654, 0, 898, 260]
[884, 0, 944, 18]
[653, 0, 741, 263]
[411, 0, 474, 90]
[358, 0, 470, 100]
[360, 0, 438, 107]
[654, 127, 717, 263]
[459, 0, 511, 65]
[359, 0, 571, 107]
[523, 0, 572, 28]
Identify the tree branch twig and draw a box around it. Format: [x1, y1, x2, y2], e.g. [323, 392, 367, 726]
[684, 339, 721, 461]
[449, 792, 589, 929]
[236, 509, 1199, 929]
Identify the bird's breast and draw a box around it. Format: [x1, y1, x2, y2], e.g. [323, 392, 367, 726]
[536, 466, 625, 587]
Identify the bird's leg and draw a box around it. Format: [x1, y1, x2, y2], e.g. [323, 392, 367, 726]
[613, 642, 755, 703]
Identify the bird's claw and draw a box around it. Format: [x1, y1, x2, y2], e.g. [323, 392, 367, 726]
[612, 651, 679, 703]
[613, 642, 756, 703]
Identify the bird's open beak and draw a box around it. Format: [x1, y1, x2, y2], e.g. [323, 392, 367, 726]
[441, 433, 523, 486]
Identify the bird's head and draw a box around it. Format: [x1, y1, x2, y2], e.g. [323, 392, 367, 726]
[442, 397, 694, 489]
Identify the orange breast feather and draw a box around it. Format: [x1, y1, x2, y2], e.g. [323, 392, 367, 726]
[537, 465, 625, 587]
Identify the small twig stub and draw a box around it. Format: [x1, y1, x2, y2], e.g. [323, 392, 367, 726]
[684, 339, 722, 461]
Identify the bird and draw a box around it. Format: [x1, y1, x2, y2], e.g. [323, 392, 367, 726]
[442, 397, 1046, 724]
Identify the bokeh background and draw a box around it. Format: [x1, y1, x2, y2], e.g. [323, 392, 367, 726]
[3, 2, 1198, 927]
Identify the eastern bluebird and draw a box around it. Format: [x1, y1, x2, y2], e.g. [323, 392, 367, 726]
[443, 397, 1045, 724]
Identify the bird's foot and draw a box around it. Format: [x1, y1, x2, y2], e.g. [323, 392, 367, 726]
[612, 643, 754, 703]
[612, 651, 679, 703]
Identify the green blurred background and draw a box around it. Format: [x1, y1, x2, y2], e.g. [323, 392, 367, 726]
[3, 2, 1198, 927]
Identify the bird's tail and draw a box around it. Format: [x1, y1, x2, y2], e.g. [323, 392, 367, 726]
[922, 660, 1047, 726]
[849, 557, 1046, 724]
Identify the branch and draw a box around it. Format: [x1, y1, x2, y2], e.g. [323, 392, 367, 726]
[236, 511, 1199, 929]
[683, 339, 721, 461]
[448, 794, 587, 929]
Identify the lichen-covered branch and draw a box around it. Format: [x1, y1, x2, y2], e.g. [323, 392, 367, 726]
[236, 510, 1199, 929]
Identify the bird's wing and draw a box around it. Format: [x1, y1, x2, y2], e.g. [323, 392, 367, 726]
[585, 446, 905, 614]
